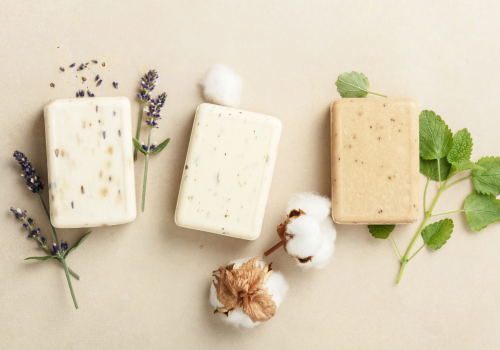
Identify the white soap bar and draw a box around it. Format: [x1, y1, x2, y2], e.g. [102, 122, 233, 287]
[43, 97, 136, 228]
[175, 103, 282, 240]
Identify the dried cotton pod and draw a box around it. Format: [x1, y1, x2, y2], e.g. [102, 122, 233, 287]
[264, 192, 337, 269]
[210, 257, 289, 328]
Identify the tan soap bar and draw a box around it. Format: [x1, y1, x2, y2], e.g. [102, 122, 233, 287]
[331, 98, 419, 224]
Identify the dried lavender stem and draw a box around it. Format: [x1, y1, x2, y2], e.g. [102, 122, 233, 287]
[141, 128, 152, 212]
[38, 192, 79, 308]
[134, 101, 146, 161]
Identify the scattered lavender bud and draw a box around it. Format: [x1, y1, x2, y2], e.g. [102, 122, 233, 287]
[92, 60, 98, 64]
[50, 83, 55, 87]
[87, 90, 95, 97]
[95, 74, 100, 82]
[76, 91, 79, 98]
[59, 67, 65, 72]
[78, 64, 85, 71]
[97, 79, 102, 87]
[113, 82, 118, 89]
[69, 63, 76, 68]
[79, 90, 85, 97]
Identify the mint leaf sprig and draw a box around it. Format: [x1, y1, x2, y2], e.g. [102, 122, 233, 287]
[133, 83, 171, 212]
[12, 151, 92, 309]
[367, 111, 500, 283]
[335, 71, 387, 98]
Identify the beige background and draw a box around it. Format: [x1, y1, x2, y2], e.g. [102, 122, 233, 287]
[1, 1, 500, 349]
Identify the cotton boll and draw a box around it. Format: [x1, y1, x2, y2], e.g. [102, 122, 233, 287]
[297, 216, 337, 270]
[286, 192, 331, 222]
[200, 64, 242, 107]
[319, 216, 337, 242]
[285, 215, 323, 258]
[209, 257, 288, 328]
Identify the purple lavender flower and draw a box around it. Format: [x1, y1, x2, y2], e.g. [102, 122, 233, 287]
[113, 82, 118, 89]
[87, 90, 95, 97]
[92, 60, 98, 64]
[79, 90, 85, 97]
[95, 74, 100, 82]
[60, 67, 65, 72]
[78, 64, 85, 71]
[13, 151, 44, 193]
[96, 79, 102, 87]
[61, 240, 69, 252]
[137, 70, 158, 102]
[52, 243, 59, 254]
[10, 208, 44, 240]
[69, 63, 76, 68]
[145, 93, 167, 129]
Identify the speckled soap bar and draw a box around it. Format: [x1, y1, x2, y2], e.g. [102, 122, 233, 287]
[43, 97, 136, 228]
[175, 103, 282, 240]
[331, 98, 419, 224]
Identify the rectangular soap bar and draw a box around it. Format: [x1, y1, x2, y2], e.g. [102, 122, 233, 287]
[175, 103, 282, 240]
[331, 98, 419, 224]
[44, 97, 136, 228]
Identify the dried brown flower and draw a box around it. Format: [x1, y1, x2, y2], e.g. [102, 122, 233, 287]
[213, 258, 276, 323]
[264, 209, 313, 263]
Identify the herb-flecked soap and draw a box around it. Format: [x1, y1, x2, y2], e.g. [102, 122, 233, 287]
[331, 98, 419, 224]
[175, 103, 282, 240]
[44, 97, 136, 228]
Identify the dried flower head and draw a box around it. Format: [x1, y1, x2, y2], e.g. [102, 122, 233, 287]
[10, 207, 46, 242]
[145, 93, 167, 128]
[137, 69, 158, 102]
[212, 257, 276, 323]
[13, 151, 43, 193]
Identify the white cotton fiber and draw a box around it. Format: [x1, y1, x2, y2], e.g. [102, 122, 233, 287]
[200, 64, 242, 107]
[209, 257, 289, 328]
[284, 192, 337, 270]
[286, 192, 331, 222]
[285, 216, 323, 258]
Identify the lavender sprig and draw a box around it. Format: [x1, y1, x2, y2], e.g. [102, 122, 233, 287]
[13, 151, 92, 309]
[134, 70, 159, 161]
[10, 208, 80, 279]
[132, 90, 170, 212]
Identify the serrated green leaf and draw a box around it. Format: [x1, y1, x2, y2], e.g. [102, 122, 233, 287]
[150, 138, 170, 154]
[450, 160, 476, 174]
[421, 219, 454, 250]
[132, 138, 147, 155]
[335, 71, 387, 98]
[419, 110, 454, 160]
[463, 191, 500, 231]
[367, 225, 395, 239]
[420, 157, 451, 182]
[472, 157, 500, 196]
[64, 231, 92, 258]
[447, 128, 473, 164]
[25, 256, 59, 261]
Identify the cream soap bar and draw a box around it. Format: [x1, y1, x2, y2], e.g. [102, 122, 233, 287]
[44, 97, 136, 228]
[331, 98, 419, 224]
[175, 103, 282, 240]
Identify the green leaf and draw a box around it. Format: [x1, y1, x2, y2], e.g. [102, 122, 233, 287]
[132, 138, 147, 155]
[421, 219, 454, 250]
[420, 157, 451, 182]
[335, 72, 386, 98]
[25, 256, 59, 261]
[450, 160, 476, 174]
[150, 138, 170, 154]
[472, 157, 500, 195]
[419, 110, 454, 160]
[463, 191, 500, 231]
[447, 128, 473, 164]
[367, 225, 395, 239]
[64, 231, 92, 258]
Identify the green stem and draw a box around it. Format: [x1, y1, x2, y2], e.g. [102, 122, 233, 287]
[431, 209, 464, 217]
[390, 234, 402, 261]
[38, 192, 79, 309]
[141, 128, 152, 212]
[437, 158, 442, 188]
[28, 222, 80, 280]
[408, 244, 425, 262]
[368, 91, 388, 98]
[134, 100, 146, 161]
[396, 177, 450, 283]
[443, 175, 472, 190]
[423, 177, 430, 214]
